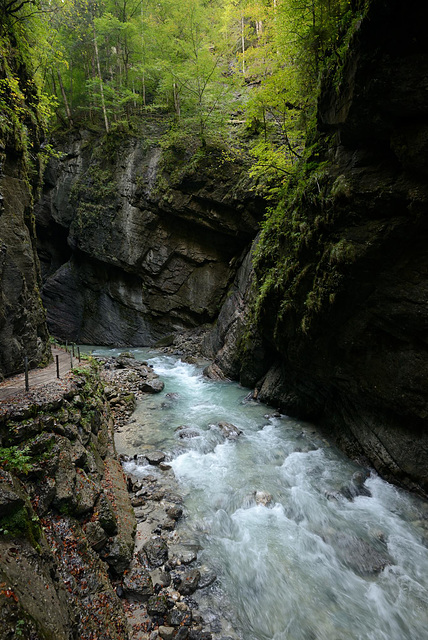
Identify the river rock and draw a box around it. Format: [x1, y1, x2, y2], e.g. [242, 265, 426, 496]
[174, 628, 189, 640]
[140, 379, 165, 393]
[197, 567, 217, 589]
[158, 626, 175, 640]
[326, 533, 391, 575]
[147, 594, 168, 616]
[143, 536, 169, 567]
[150, 569, 171, 589]
[176, 426, 201, 439]
[254, 491, 273, 506]
[168, 609, 192, 627]
[166, 504, 183, 520]
[217, 422, 242, 439]
[146, 451, 166, 465]
[178, 569, 201, 595]
[123, 567, 154, 601]
[340, 470, 372, 500]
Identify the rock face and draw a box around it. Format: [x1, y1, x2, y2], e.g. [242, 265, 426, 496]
[0, 367, 135, 638]
[205, 0, 428, 496]
[36, 125, 263, 345]
[0, 35, 51, 380]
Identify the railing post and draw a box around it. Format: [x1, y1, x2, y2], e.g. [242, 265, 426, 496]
[24, 355, 29, 392]
[56, 355, 60, 379]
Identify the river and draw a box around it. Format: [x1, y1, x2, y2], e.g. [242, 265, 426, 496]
[88, 347, 428, 640]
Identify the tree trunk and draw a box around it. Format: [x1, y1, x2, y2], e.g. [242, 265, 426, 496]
[93, 26, 110, 133]
[57, 68, 73, 127]
[241, 14, 245, 75]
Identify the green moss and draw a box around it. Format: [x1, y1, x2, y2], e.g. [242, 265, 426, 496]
[0, 504, 41, 549]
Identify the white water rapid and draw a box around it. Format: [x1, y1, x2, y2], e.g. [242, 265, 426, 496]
[91, 348, 428, 640]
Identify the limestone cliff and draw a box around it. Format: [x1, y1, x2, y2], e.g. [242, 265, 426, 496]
[36, 125, 263, 345]
[205, 0, 428, 496]
[0, 29, 51, 379]
[0, 365, 135, 639]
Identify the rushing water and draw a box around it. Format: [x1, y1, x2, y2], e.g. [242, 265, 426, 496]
[88, 347, 428, 640]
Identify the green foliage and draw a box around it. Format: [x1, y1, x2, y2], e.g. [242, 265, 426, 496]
[0, 446, 32, 474]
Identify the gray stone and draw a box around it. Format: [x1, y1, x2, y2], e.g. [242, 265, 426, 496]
[140, 379, 165, 394]
[147, 594, 168, 616]
[95, 493, 117, 535]
[166, 505, 183, 520]
[217, 422, 242, 440]
[146, 451, 166, 465]
[73, 470, 99, 515]
[84, 521, 108, 552]
[178, 569, 201, 595]
[143, 536, 168, 568]
[158, 626, 175, 640]
[123, 567, 154, 601]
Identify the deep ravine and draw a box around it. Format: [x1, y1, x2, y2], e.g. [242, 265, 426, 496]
[91, 347, 428, 640]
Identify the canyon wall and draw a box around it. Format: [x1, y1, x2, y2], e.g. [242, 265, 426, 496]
[205, 0, 428, 496]
[36, 126, 263, 346]
[0, 32, 51, 379]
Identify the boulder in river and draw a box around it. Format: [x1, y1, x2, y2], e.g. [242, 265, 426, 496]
[178, 569, 201, 595]
[325, 532, 391, 575]
[254, 491, 273, 506]
[146, 450, 166, 465]
[140, 379, 165, 393]
[217, 421, 242, 439]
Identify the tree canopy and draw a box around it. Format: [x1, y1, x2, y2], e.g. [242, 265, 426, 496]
[1, 0, 365, 191]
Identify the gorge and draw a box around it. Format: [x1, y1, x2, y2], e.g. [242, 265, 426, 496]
[1, 0, 428, 637]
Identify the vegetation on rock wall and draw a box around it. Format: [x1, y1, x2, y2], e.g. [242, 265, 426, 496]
[0, 364, 133, 638]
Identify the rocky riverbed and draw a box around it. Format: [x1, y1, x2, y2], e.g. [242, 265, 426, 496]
[96, 353, 221, 640]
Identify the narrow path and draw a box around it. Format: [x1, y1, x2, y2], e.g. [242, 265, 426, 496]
[0, 347, 86, 401]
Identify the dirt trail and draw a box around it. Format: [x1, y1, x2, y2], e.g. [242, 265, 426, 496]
[0, 347, 87, 401]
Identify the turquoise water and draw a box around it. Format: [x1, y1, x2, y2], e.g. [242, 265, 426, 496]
[89, 348, 428, 640]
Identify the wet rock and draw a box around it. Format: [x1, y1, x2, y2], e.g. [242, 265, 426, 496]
[168, 608, 192, 627]
[150, 568, 171, 589]
[254, 491, 273, 506]
[174, 628, 189, 640]
[147, 594, 168, 616]
[340, 470, 372, 500]
[178, 569, 201, 595]
[171, 549, 197, 565]
[160, 462, 172, 471]
[217, 422, 242, 440]
[146, 450, 166, 465]
[123, 566, 154, 601]
[326, 532, 391, 575]
[158, 626, 175, 640]
[177, 428, 200, 439]
[143, 536, 169, 568]
[188, 630, 212, 640]
[166, 504, 183, 520]
[197, 567, 217, 589]
[140, 380, 165, 394]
